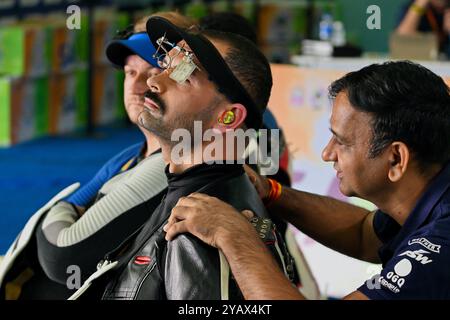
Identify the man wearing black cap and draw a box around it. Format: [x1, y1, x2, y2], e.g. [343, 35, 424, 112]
[67, 16, 296, 300]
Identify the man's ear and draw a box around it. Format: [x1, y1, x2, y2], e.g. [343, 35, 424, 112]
[387, 141, 410, 182]
[214, 103, 247, 133]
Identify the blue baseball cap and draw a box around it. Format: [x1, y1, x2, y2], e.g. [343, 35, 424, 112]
[105, 32, 159, 68]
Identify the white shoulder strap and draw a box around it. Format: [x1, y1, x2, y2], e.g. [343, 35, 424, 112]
[67, 260, 118, 300]
[219, 250, 230, 300]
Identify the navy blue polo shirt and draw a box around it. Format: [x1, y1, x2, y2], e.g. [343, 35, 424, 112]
[359, 162, 450, 299]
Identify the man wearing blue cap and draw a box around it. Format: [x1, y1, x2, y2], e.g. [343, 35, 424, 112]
[65, 12, 194, 212]
[0, 12, 193, 300]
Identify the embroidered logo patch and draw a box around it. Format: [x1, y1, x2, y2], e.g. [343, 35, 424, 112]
[407, 238, 441, 253]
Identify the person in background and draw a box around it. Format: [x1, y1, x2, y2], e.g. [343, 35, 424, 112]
[396, 0, 450, 56]
[68, 12, 194, 214]
[0, 12, 194, 300]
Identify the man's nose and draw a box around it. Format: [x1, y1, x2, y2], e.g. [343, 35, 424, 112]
[147, 71, 166, 93]
[322, 139, 337, 162]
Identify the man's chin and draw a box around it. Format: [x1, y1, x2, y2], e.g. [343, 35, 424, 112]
[125, 106, 145, 123]
[338, 182, 354, 198]
[138, 115, 170, 139]
[138, 116, 153, 132]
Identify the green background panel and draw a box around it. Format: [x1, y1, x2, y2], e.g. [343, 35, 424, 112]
[34, 76, 49, 136]
[75, 68, 89, 128]
[0, 78, 11, 146]
[0, 27, 24, 76]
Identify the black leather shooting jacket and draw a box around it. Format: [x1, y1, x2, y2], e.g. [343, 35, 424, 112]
[77, 163, 296, 300]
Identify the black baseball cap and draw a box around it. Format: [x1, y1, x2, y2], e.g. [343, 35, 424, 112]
[146, 16, 263, 129]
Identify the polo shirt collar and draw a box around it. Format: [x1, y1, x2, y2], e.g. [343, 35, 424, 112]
[387, 162, 450, 254]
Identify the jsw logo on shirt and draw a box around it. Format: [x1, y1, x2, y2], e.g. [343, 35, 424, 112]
[398, 249, 433, 265]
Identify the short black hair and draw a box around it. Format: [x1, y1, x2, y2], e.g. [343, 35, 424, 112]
[199, 12, 258, 45]
[329, 60, 450, 169]
[202, 29, 272, 116]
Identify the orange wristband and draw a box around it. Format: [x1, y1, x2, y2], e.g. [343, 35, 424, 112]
[263, 178, 282, 206]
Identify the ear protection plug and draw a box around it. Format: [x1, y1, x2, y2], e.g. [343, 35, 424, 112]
[218, 110, 235, 125]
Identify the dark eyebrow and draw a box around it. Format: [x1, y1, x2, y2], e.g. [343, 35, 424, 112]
[329, 128, 349, 143]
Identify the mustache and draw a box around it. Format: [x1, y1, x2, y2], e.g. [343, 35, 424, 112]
[144, 91, 166, 113]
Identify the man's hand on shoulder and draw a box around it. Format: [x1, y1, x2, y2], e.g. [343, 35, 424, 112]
[164, 193, 256, 249]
